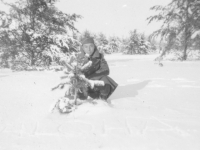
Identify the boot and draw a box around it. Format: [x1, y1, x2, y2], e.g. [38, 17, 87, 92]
[88, 80, 105, 89]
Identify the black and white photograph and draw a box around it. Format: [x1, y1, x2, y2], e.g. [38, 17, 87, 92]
[0, 0, 200, 149]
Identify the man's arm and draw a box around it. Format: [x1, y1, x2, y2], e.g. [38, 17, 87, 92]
[86, 57, 110, 79]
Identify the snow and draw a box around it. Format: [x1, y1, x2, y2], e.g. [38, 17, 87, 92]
[161, 50, 200, 61]
[1, 53, 200, 150]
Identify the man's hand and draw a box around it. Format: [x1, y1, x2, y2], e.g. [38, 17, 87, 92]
[81, 61, 92, 71]
[85, 53, 90, 58]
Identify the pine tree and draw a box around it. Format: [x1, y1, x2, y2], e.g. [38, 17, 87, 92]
[147, 0, 199, 60]
[125, 30, 149, 55]
[108, 36, 121, 53]
[0, 0, 81, 69]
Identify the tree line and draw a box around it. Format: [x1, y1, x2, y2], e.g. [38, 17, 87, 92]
[0, 0, 200, 70]
[79, 30, 157, 55]
[0, 0, 156, 70]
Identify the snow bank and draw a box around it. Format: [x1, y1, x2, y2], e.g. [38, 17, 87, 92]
[162, 50, 200, 61]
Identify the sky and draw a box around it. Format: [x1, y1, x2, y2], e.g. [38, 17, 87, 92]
[0, 0, 171, 37]
[55, 0, 171, 37]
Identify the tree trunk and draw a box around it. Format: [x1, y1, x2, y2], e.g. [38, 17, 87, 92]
[160, 47, 168, 57]
[30, 50, 35, 66]
[182, 0, 190, 61]
[30, 58, 35, 66]
[183, 42, 188, 60]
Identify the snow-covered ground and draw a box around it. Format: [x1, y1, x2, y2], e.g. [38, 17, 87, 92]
[0, 53, 200, 150]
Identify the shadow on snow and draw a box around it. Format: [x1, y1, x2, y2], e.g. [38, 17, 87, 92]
[109, 80, 151, 100]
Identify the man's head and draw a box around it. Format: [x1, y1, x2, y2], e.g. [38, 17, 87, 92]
[81, 37, 95, 56]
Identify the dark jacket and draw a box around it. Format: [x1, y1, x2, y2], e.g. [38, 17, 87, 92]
[81, 47, 118, 99]
[82, 48, 109, 79]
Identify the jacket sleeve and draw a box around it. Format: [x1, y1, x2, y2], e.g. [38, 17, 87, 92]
[82, 56, 109, 79]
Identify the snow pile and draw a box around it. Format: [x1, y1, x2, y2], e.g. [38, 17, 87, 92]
[162, 50, 200, 61]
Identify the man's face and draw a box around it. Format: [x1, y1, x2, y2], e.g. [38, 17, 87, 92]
[82, 43, 95, 55]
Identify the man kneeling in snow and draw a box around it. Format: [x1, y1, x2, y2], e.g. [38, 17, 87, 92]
[76, 37, 118, 101]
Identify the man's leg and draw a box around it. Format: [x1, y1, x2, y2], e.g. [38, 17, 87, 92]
[77, 87, 88, 100]
[87, 87, 100, 99]
[99, 84, 111, 100]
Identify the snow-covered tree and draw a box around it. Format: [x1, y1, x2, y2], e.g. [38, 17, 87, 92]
[123, 30, 150, 55]
[95, 33, 111, 54]
[147, 0, 200, 60]
[0, 0, 81, 69]
[108, 36, 121, 53]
